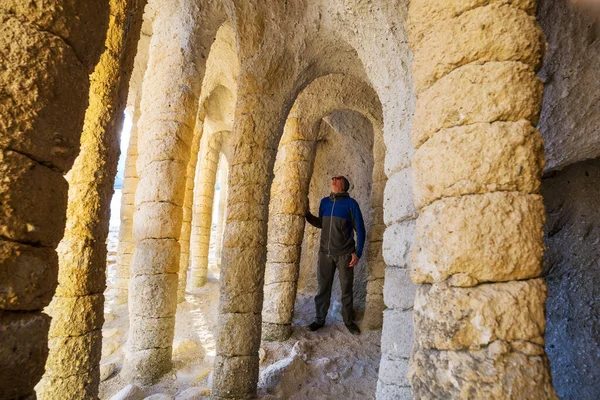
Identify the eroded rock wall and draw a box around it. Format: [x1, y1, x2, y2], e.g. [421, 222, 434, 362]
[537, 0, 600, 172]
[543, 159, 600, 400]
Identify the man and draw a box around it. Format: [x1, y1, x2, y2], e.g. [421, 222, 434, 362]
[305, 175, 365, 335]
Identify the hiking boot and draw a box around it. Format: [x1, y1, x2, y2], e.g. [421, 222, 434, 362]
[308, 321, 324, 331]
[346, 322, 360, 335]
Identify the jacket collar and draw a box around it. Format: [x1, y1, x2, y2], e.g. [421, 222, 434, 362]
[329, 191, 349, 200]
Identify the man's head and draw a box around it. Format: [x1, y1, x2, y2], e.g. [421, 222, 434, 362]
[331, 175, 350, 194]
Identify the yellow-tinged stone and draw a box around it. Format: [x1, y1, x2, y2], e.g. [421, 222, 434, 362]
[408, 0, 537, 49]
[411, 192, 544, 285]
[412, 121, 544, 208]
[414, 279, 547, 350]
[409, 341, 558, 399]
[412, 62, 543, 148]
[413, 4, 545, 94]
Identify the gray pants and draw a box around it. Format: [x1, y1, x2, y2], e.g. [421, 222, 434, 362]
[314, 252, 354, 325]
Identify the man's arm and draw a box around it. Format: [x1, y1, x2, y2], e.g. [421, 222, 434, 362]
[305, 199, 323, 228]
[351, 201, 366, 258]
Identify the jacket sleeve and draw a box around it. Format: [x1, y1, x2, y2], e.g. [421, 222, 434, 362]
[306, 199, 323, 229]
[351, 201, 366, 258]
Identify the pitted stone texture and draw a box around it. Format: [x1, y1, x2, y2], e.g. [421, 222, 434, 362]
[376, 380, 413, 400]
[47, 294, 104, 337]
[414, 279, 547, 351]
[381, 309, 414, 360]
[267, 214, 306, 246]
[217, 313, 261, 357]
[0, 149, 68, 247]
[378, 356, 410, 389]
[412, 4, 545, 94]
[538, 0, 600, 172]
[382, 219, 415, 268]
[383, 167, 417, 225]
[0, 13, 91, 172]
[262, 322, 292, 342]
[0, 312, 49, 399]
[122, 347, 172, 386]
[0, 240, 58, 310]
[409, 341, 558, 399]
[130, 239, 180, 276]
[407, 0, 537, 49]
[383, 266, 416, 311]
[43, 331, 102, 378]
[411, 192, 545, 286]
[0, 1, 108, 71]
[263, 281, 297, 324]
[129, 316, 175, 351]
[412, 121, 544, 208]
[212, 355, 259, 400]
[412, 62, 543, 148]
[129, 274, 178, 318]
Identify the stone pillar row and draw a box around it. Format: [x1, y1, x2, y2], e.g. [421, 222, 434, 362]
[213, 157, 229, 267]
[406, 1, 558, 398]
[122, 0, 205, 384]
[189, 132, 223, 289]
[178, 118, 204, 302]
[262, 119, 318, 341]
[0, 2, 109, 398]
[37, 1, 147, 398]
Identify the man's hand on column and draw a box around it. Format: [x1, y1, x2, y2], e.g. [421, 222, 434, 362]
[349, 253, 359, 267]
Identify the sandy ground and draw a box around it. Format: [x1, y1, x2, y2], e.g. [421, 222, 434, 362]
[99, 190, 381, 399]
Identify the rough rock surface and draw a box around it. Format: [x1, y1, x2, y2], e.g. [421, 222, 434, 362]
[542, 158, 600, 399]
[411, 192, 545, 285]
[414, 280, 546, 350]
[412, 121, 544, 209]
[537, 0, 600, 171]
[409, 340, 557, 399]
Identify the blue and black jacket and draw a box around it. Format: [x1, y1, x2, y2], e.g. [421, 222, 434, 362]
[306, 192, 366, 258]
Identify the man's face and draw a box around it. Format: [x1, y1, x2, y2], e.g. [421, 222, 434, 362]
[331, 176, 344, 194]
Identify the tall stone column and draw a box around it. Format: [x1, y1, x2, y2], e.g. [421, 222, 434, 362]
[177, 118, 204, 302]
[212, 79, 292, 398]
[122, 0, 205, 384]
[262, 120, 318, 341]
[36, 1, 146, 398]
[213, 157, 229, 267]
[189, 132, 223, 288]
[406, 1, 557, 397]
[363, 137, 387, 330]
[115, 18, 152, 306]
[0, 2, 108, 398]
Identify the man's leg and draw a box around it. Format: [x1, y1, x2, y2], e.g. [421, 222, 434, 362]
[336, 253, 355, 325]
[314, 252, 335, 325]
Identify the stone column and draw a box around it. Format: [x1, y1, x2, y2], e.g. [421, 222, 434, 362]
[177, 118, 204, 302]
[115, 17, 152, 306]
[122, 0, 205, 384]
[189, 132, 222, 288]
[213, 156, 229, 267]
[406, 1, 557, 397]
[363, 137, 387, 330]
[35, 1, 146, 398]
[212, 81, 291, 398]
[0, 2, 108, 398]
[115, 104, 141, 305]
[262, 120, 318, 341]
